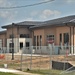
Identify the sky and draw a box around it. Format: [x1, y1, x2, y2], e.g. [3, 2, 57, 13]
[0, 0, 75, 30]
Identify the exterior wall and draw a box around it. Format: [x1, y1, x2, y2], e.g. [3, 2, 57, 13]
[7, 38, 19, 53]
[0, 33, 7, 47]
[18, 27, 32, 38]
[1, 23, 75, 55]
[33, 28, 45, 46]
[7, 26, 32, 39]
[56, 26, 70, 45]
[7, 27, 17, 38]
[33, 26, 70, 46]
[7, 38, 32, 53]
[44, 27, 56, 45]
[0, 39, 2, 50]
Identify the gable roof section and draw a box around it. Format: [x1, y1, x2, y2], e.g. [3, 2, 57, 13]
[30, 15, 75, 29]
[2, 21, 43, 28]
[0, 30, 6, 35]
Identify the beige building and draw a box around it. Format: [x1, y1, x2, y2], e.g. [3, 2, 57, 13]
[0, 15, 75, 54]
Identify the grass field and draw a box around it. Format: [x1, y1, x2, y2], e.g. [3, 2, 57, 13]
[0, 72, 19, 75]
[26, 69, 75, 75]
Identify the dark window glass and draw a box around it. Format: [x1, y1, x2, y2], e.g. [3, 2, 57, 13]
[47, 35, 54, 40]
[60, 33, 62, 42]
[64, 33, 69, 44]
[37, 36, 39, 46]
[20, 42, 23, 49]
[9, 43, 14, 48]
[26, 42, 30, 47]
[34, 36, 36, 46]
[9, 43, 14, 53]
[9, 34, 14, 38]
[40, 35, 42, 46]
[20, 34, 29, 38]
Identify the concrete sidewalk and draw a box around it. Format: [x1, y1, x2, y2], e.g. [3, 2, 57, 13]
[14, 71, 40, 75]
[0, 68, 40, 75]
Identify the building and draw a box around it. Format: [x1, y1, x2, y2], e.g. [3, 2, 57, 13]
[0, 15, 75, 54]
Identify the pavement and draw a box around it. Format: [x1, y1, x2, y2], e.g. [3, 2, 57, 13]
[0, 68, 40, 75]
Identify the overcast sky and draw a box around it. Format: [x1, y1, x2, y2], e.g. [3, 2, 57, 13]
[0, 0, 75, 30]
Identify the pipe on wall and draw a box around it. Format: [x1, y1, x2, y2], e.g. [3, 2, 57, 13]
[73, 26, 74, 54]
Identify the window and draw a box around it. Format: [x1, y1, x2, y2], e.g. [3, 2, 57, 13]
[9, 34, 14, 38]
[9, 43, 14, 48]
[64, 33, 69, 45]
[26, 42, 30, 47]
[47, 34, 54, 44]
[60, 33, 62, 43]
[34, 36, 36, 46]
[37, 36, 39, 46]
[40, 35, 42, 46]
[9, 43, 14, 53]
[20, 42, 23, 49]
[47, 34, 54, 41]
[20, 34, 29, 38]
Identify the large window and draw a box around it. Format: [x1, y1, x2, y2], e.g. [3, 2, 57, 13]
[47, 34, 54, 44]
[34, 36, 36, 46]
[63, 33, 69, 45]
[26, 42, 30, 47]
[37, 36, 39, 46]
[9, 34, 14, 38]
[47, 34, 54, 41]
[60, 33, 62, 43]
[9, 43, 14, 48]
[9, 43, 14, 53]
[20, 34, 29, 38]
[40, 35, 42, 46]
[20, 42, 23, 49]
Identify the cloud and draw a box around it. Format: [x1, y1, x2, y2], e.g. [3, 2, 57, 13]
[29, 9, 61, 21]
[0, 0, 12, 7]
[65, 0, 75, 3]
[25, 18, 34, 21]
[31, 11, 38, 16]
[0, 0, 18, 21]
[40, 9, 61, 19]
[41, 0, 50, 1]
[0, 11, 18, 20]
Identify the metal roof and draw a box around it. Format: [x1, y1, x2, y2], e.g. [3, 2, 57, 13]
[2, 21, 43, 28]
[2, 15, 75, 29]
[30, 15, 75, 29]
[0, 30, 6, 35]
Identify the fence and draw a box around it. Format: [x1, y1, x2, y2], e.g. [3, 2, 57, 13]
[23, 46, 71, 55]
[0, 46, 75, 73]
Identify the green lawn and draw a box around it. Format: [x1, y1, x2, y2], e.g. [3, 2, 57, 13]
[0, 72, 19, 75]
[25, 69, 75, 75]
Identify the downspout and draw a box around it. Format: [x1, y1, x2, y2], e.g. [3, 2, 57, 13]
[32, 30, 34, 46]
[73, 26, 74, 54]
[2, 39, 3, 51]
[17, 25, 19, 53]
[70, 27, 71, 54]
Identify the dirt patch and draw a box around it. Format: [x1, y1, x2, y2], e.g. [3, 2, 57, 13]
[0, 54, 75, 70]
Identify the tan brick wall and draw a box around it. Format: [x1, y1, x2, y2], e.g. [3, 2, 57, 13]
[0, 25, 75, 47]
[7, 26, 31, 38]
[56, 26, 70, 45]
[33, 26, 72, 46]
[7, 27, 17, 38]
[33, 29, 45, 46]
[18, 27, 32, 38]
[0, 33, 6, 47]
[44, 27, 56, 45]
